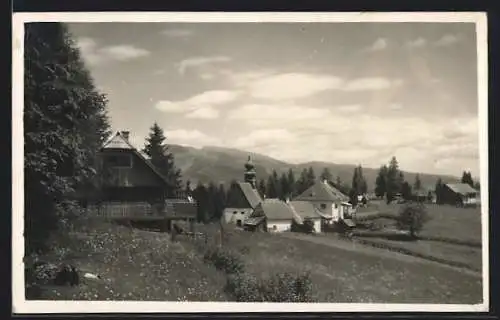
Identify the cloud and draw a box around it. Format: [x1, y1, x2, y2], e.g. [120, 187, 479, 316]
[164, 129, 222, 148]
[366, 38, 388, 52]
[155, 90, 240, 115]
[434, 34, 460, 46]
[161, 28, 194, 38]
[343, 77, 403, 91]
[243, 73, 344, 100]
[228, 104, 331, 126]
[76, 37, 150, 66]
[233, 129, 296, 149]
[185, 106, 220, 119]
[177, 56, 232, 74]
[336, 104, 362, 113]
[406, 37, 427, 48]
[222, 70, 402, 101]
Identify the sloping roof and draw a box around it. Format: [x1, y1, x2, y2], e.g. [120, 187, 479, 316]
[294, 180, 349, 202]
[258, 199, 295, 221]
[445, 183, 478, 195]
[244, 216, 265, 226]
[238, 182, 262, 209]
[289, 201, 321, 220]
[100, 132, 170, 187]
[102, 133, 135, 150]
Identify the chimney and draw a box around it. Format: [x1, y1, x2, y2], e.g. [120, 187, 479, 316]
[121, 131, 130, 141]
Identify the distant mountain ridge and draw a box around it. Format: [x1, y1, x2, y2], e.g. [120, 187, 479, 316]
[168, 144, 460, 192]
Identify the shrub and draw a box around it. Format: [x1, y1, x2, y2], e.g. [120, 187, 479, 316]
[396, 202, 430, 239]
[291, 218, 315, 234]
[225, 271, 314, 302]
[203, 247, 245, 275]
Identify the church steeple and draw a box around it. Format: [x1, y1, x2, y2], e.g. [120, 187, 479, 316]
[244, 155, 257, 189]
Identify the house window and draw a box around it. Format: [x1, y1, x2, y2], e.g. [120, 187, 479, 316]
[334, 203, 338, 209]
[273, 225, 277, 230]
[320, 203, 327, 210]
[233, 211, 237, 214]
[104, 154, 132, 168]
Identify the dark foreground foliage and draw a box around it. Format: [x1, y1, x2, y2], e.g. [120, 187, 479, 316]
[24, 22, 111, 254]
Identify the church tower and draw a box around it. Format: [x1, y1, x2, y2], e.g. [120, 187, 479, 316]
[244, 155, 257, 189]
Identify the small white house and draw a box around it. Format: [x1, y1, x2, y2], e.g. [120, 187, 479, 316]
[248, 199, 294, 232]
[288, 200, 322, 233]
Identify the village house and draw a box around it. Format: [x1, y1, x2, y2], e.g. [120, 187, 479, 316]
[441, 183, 479, 207]
[90, 131, 196, 226]
[411, 186, 436, 203]
[222, 156, 263, 227]
[293, 179, 353, 225]
[244, 198, 299, 232]
[289, 200, 322, 233]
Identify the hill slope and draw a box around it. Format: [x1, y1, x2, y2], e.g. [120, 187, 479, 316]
[168, 144, 460, 191]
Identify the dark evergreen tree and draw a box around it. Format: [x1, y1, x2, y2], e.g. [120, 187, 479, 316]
[306, 167, 316, 188]
[375, 165, 388, 198]
[193, 182, 208, 222]
[142, 123, 182, 197]
[414, 174, 422, 191]
[266, 170, 280, 199]
[352, 165, 367, 196]
[24, 22, 111, 253]
[461, 171, 474, 187]
[206, 182, 218, 221]
[320, 167, 333, 182]
[386, 157, 402, 203]
[257, 178, 267, 199]
[279, 173, 290, 201]
[435, 178, 444, 204]
[214, 184, 226, 221]
[401, 181, 412, 201]
[286, 168, 296, 197]
[295, 168, 309, 195]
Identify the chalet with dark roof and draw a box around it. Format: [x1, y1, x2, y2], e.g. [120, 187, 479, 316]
[93, 131, 196, 222]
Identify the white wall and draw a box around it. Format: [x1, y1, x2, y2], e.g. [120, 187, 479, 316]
[266, 220, 292, 232]
[312, 218, 322, 233]
[223, 208, 253, 226]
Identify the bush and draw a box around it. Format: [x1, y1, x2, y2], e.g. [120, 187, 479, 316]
[203, 247, 245, 275]
[225, 271, 314, 302]
[291, 218, 315, 234]
[396, 202, 430, 239]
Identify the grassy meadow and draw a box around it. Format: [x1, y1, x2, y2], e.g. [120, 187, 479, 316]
[26, 203, 483, 304]
[183, 223, 483, 304]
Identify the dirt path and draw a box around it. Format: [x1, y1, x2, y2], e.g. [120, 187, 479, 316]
[280, 232, 482, 278]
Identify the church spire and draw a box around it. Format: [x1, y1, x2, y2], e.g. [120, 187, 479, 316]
[244, 155, 257, 189]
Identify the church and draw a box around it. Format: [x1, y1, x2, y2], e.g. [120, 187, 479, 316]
[222, 156, 263, 227]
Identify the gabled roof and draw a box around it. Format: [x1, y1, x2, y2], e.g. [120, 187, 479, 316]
[100, 132, 170, 187]
[256, 199, 295, 221]
[289, 201, 321, 220]
[294, 180, 349, 202]
[445, 183, 478, 195]
[238, 182, 262, 209]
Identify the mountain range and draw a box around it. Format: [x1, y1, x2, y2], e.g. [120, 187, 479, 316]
[168, 144, 460, 192]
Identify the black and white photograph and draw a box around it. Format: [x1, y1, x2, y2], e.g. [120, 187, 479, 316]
[12, 12, 489, 313]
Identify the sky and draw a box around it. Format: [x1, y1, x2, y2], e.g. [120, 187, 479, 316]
[67, 22, 480, 177]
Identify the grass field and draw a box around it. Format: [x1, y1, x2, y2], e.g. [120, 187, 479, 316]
[26, 218, 228, 301]
[27, 213, 483, 304]
[184, 224, 483, 304]
[357, 203, 483, 244]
